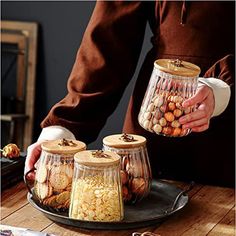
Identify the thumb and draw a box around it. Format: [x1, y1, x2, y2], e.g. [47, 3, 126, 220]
[182, 86, 208, 108]
[24, 141, 44, 180]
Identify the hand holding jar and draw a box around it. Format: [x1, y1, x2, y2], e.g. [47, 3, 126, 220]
[138, 59, 203, 137]
[179, 84, 215, 132]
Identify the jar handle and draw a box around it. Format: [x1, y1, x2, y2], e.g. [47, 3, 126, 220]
[23, 167, 36, 195]
[164, 181, 195, 214]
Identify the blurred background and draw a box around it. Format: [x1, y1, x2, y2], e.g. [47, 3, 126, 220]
[1, 1, 153, 150]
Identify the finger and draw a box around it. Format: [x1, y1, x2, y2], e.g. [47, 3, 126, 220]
[182, 117, 209, 129]
[182, 86, 209, 108]
[191, 123, 209, 132]
[24, 141, 43, 180]
[179, 108, 207, 124]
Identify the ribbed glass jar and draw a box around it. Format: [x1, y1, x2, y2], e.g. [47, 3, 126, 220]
[69, 150, 124, 222]
[103, 134, 152, 204]
[138, 59, 200, 137]
[33, 139, 86, 211]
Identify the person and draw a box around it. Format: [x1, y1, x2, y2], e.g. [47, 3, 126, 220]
[25, 1, 234, 187]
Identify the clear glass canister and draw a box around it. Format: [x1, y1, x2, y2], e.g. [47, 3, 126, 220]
[138, 59, 201, 137]
[69, 150, 124, 222]
[103, 133, 152, 204]
[33, 139, 86, 210]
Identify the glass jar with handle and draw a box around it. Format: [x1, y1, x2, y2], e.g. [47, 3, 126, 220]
[138, 59, 201, 137]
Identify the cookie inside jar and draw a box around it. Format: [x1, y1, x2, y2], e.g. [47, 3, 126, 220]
[33, 138, 86, 211]
[103, 133, 152, 204]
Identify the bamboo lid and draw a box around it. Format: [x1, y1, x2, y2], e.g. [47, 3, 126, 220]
[41, 139, 86, 155]
[103, 133, 146, 149]
[154, 59, 201, 77]
[74, 150, 120, 167]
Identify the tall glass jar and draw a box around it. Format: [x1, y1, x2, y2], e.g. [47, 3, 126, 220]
[103, 133, 152, 204]
[33, 139, 86, 211]
[69, 150, 124, 222]
[138, 59, 201, 137]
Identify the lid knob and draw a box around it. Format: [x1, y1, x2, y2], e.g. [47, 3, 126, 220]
[170, 59, 182, 67]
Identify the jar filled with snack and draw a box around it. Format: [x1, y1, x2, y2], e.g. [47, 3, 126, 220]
[33, 139, 86, 211]
[138, 59, 200, 137]
[69, 150, 124, 222]
[103, 133, 152, 204]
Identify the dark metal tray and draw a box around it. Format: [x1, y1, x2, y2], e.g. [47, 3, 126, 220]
[27, 180, 188, 230]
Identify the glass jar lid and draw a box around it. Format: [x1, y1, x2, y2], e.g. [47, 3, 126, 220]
[103, 133, 146, 149]
[74, 150, 120, 167]
[41, 139, 86, 155]
[154, 59, 201, 77]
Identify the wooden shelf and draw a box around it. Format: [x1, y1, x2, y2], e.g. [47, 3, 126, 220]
[1, 114, 28, 122]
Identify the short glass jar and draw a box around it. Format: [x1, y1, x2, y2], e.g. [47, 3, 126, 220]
[138, 59, 200, 137]
[103, 133, 152, 204]
[69, 150, 124, 222]
[33, 139, 86, 211]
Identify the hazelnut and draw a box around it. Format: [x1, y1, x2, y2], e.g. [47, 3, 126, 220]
[131, 178, 146, 195]
[171, 120, 181, 128]
[152, 118, 158, 125]
[162, 127, 172, 135]
[168, 102, 176, 111]
[153, 110, 162, 120]
[153, 96, 163, 107]
[147, 103, 155, 112]
[143, 112, 151, 120]
[153, 124, 162, 134]
[173, 95, 183, 103]
[159, 117, 167, 127]
[175, 102, 183, 109]
[160, 104, 168, 113]
[173, 109, 183, 118]
[172, 127, 182, 136]
[143, 120, 151, 130]
[164, 112, 175, 122]
[120, 170, 128, 185]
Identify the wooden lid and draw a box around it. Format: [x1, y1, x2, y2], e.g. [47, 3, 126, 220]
[74, 150, 120, 167]
[154, 59, 201, 77]
[41, 139, 86, 155]
[103, 133, 146, 149]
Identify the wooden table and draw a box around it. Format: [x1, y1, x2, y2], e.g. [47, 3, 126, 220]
[1, 181, 235, 236]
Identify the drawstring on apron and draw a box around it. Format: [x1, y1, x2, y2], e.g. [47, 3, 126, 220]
[181, 0, 187, 25]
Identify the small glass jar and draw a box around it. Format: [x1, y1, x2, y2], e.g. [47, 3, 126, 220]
[103, 133, 152, 204]
[138, 59, 200, 137]
[33, 139, 86, 210]
[69, 150, 124, 222]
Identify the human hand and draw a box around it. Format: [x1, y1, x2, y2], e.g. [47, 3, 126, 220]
[179, 85, 215, 132]
[24, 140, 46, 180]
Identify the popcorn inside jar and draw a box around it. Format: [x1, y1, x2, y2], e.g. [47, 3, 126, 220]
[69, 150, 124, 222]
[138, 59, 200, 137]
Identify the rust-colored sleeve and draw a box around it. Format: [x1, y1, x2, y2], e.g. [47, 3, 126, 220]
[204, 54, 234, 87]
[41, 1, 148, 143]
[204, 54, 235, 118]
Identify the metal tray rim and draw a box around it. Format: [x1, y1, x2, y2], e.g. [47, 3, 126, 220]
[27, 179, 189, 230]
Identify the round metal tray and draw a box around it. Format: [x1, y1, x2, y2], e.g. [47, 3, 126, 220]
[27, 180, 188, 230]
